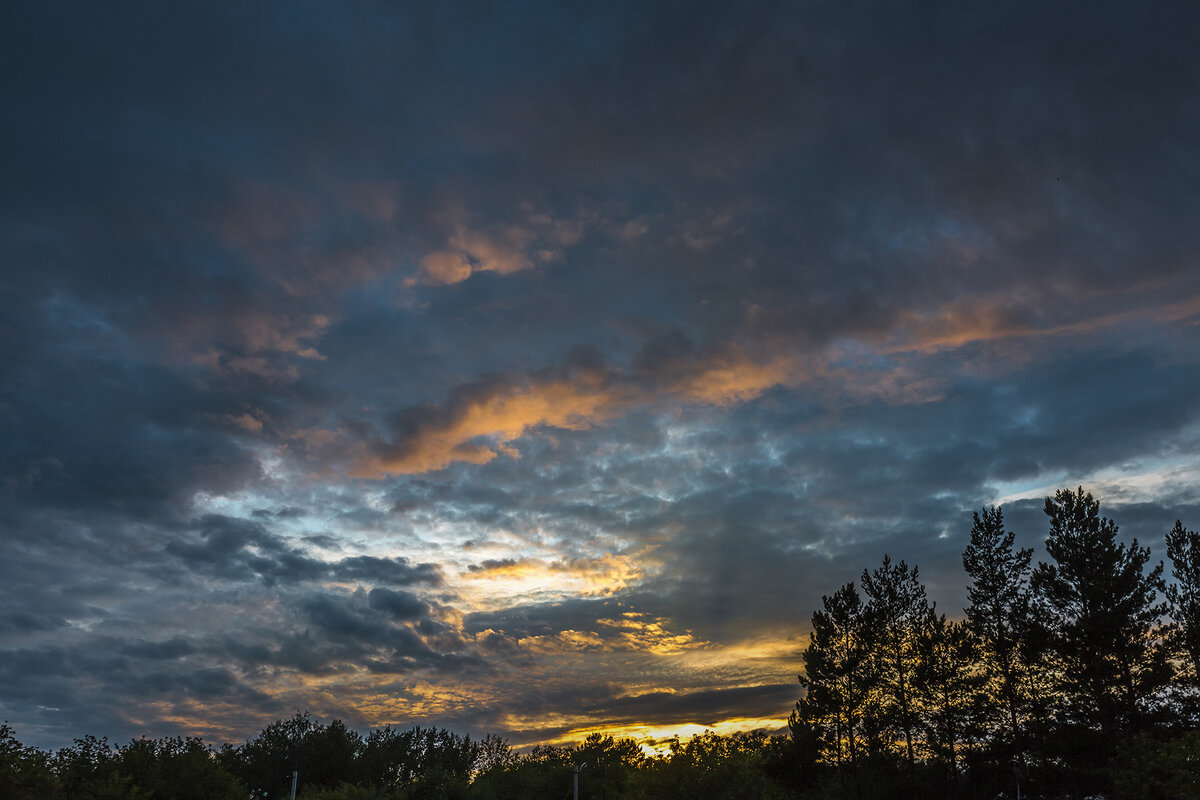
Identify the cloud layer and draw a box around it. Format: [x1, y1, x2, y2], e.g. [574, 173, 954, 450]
[3, 0, 1200, 751]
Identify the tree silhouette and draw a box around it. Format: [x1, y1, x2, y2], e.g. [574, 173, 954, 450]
[914, 614, 984, 783]
[1166, 520, 1200, 693]
[861, 555, 934, 767]
[961, 506, 1035, 775]
[112, 736, 244, 800]
[794, 581, 880, 770]
[225, 712, 359, 798]
[1031, 487, 1170, 792]
[0, 724, 57, 799]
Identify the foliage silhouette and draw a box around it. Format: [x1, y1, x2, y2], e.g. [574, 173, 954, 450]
[1167, 521, 1200, 699]
[1030, 488, 1171, 794]
[860, 554, 935, 767]
[961, 505, 1035, 775]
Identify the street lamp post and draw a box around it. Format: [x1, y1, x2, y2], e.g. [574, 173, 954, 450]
[573, 762, 587, 800]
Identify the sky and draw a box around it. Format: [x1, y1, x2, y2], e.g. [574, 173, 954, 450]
[3, 0, 1200, 752]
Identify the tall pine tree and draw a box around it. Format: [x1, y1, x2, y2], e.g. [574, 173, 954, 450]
[914, 614, 984, 782]
[1166, 520, 1200, 702]
[961, 506, 1035, 771]
[1031, 487, 1170, 786]
[861, 555, 934, 767]
[794, 581, 881, 768]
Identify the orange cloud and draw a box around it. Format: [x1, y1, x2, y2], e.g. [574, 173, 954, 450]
[225, 412, 265, 433]
[357, 318, 1113, 481]
[1158, 292, 1200, 324]
[352, 324, 1070, 478]
[420, 251, 475, 284]
[420, 225, 538, 285]
[668, 349, 798, 407]
[459, 553, 654, 607]
[416, 210, 593, 285]
[890, 287, 1200, 354]
[502, 611, 708, 656]
[542, 718, 787, 755]
[353, 344, 815, 476]
[595, 612, 710, 655]
[182, 310, 330, 381]
[236, 312, 331, 358]
[354, 375, 626, 476]
[615, 218, 649, 242]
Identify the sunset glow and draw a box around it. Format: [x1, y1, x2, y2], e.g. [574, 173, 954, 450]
[3, 0, 1199, 762]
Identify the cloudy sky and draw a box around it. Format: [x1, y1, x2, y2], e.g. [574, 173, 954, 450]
[3, 0, 1200, 751]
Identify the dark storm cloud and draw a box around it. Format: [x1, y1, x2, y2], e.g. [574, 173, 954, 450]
[0, 635, 278, 745]
[368, 588, 429, 620]
[163, 514, 442, 587]
[0, 611, 68, 635]
[118, 638, 197, 661]
[333, 557, 443, 587]
[3, 0, 1200, 752]
[300, 592, 428, 651]
[0, 351, 265, 525]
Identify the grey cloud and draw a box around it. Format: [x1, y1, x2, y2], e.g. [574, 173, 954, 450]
[163, 515, 442, 587]
[467, 559, 518, 572]
[368, 588, 430, 620]
[301, 592, 419, 647]
[117, 638, 197, 661]
[301, 533, 342, 549]
[0, 611, 68, 635]
[332, 556, 443, 587]
[254, 506, 308, 520]
[463, 598, 628, 639]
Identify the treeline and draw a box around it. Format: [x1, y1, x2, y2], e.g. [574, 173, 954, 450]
[789, 487, 1200, 799]
[0, 714, 794, 799]
[3, 487, 1199, 799]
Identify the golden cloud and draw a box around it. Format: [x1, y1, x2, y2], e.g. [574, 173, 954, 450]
[226, 412, 265, 433]
[594, 612, 710, 655]
[540, 717, 788, 755]
[891, 287, 1200, 354]
[353, 343, 813, 477]
[463, 553, 651, 597]
[504, 611, 708, 656]
[354, 375, 627, 476]
[419, 225, 538, 285]
[667, 349, 799, 407]
[420, 251, 475, 285]
[416, 209, 593, 285]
